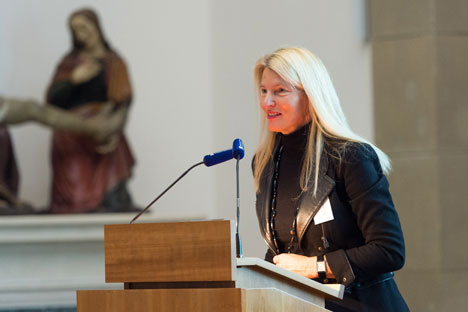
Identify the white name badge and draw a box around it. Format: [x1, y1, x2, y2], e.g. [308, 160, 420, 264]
[314, 197, 334, 225]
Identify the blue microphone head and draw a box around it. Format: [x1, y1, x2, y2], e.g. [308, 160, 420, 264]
[203, 149, 233, 167]
[232, 138, 245, 160]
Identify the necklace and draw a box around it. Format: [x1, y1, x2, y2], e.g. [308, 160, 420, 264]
[269, 144, 301, 254]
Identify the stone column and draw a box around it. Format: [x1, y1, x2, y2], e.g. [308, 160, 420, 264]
[370, 0, 468, 311]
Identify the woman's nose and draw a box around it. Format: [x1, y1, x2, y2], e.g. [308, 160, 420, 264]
[263, 94, 275, 107]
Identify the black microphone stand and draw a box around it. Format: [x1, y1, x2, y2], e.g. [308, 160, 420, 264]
[236, 157, 243, 258]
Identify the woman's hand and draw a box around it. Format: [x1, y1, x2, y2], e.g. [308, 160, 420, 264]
[273, 253, 336, 280]
[273, 253, 318, 279]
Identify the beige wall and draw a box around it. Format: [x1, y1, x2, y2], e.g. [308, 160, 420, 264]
[370, 0, 468, 310]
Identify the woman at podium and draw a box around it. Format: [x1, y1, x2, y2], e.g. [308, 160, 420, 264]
[252, 47, 408, 311]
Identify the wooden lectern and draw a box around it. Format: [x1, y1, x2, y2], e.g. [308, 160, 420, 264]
[77, 220, 344, 311]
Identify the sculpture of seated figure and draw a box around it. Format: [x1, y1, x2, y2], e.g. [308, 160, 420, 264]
[45, 8, 138, 213]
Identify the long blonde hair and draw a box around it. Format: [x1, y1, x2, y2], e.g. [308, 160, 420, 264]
[253, 47, 391, 194]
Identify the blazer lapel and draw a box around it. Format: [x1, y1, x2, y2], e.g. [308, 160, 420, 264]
[296, 152, 336, 245]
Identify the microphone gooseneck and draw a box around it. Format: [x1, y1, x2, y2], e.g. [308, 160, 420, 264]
[130, 139, 245, 224]
[130, 161, 204, 224]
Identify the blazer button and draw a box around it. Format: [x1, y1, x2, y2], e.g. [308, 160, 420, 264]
[343, 277, 347, 283]
[317, 246, 323, 251]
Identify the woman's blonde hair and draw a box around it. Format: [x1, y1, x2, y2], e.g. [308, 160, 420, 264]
[253, 47, 391, 194]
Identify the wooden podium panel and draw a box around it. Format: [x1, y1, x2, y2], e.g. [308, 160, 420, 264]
[104, 220, 236, 283]
[77, 289, 242, 312]
[77, 288, 329, 312]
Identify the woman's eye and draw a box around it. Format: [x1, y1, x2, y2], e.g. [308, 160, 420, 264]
[277, 88, 288, 94]
[260, 88, 267, 95]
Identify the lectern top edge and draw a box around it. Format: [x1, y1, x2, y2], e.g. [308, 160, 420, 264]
[237, 257, 344, 299]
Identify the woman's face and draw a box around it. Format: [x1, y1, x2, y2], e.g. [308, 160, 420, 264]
[260, 68, 311, 135]
[70, 15, 101, 49]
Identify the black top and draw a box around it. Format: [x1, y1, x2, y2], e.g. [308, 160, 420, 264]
[274, 123, 310, 252]
[48, 68, 107, 110]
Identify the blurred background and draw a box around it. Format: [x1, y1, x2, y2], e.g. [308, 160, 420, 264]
[0, 0, 466, 311]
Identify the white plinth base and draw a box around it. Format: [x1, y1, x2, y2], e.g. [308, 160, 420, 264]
[0, 213, 205, 309]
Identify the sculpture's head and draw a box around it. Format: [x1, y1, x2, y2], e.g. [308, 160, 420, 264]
[68, 8, 110, 52]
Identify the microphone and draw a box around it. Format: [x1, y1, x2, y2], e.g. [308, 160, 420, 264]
[203, 139, 245, 167]
[233, 138, 245, 159]
[203, 138, 245, 257]
[130, 139, 245, 224]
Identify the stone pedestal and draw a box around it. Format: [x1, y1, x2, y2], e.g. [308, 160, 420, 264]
[370, 1, 468, 311]
[0, 213, 204, 310]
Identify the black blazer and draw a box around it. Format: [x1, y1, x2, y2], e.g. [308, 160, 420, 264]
[255, 141, 409, 311]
